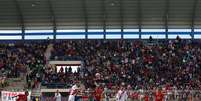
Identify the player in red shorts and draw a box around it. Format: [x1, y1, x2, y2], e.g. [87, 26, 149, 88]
[155, 88, 164, 101]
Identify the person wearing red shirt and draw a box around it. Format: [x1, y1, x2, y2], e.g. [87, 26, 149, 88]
[155, 89, 164, 101]
[16, 91, 29, 101]
[144, 93, 149, 101]
[94, 85, 103, 101]
[131, 92, 139, 100]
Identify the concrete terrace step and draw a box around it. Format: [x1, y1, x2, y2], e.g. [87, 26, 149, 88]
[2, 78, 26, 91]
[31, 89, 41, 97]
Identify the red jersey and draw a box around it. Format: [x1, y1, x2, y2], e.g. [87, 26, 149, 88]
[94, 87, 103, 101]
[17, 94, 27, 101]
[155, 90, 164, 101]
[131, 92, 139, 99]
[144, 94, 149, 101]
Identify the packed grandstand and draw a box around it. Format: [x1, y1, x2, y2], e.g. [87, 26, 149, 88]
[1, 0, 201, 100]
[0, 38, 201, 100]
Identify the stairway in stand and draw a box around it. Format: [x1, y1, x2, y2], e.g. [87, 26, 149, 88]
[2, 77, 26, 91]
[31, 84, 41, 97]
[44, 43, 53, 64]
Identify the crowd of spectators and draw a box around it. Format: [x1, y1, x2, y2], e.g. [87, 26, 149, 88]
[49, 39, 201, 90]
[42, 65, 81, 88]
[0, 39, 201, 91]
[0, 42, 48, 88]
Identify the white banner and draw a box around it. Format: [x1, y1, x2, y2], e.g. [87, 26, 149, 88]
[1, 91, 25, 101]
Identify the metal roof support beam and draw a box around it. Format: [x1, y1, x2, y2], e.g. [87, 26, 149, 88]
[102, 0, 106, 39]
[191, 0, 198, 39]
[164, 0, 170, 39]
[48, 0, 57, 40]
[14, 0, 25, 40]
[119, 0, 124, 39]
[82, 0, 88, 39]
[137, 0, 142, 39]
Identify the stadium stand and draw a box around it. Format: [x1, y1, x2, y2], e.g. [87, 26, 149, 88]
[46, 39, 201, 90]
[1, 0, 201, 100]
[0, 38, 201, 100]
[1, 39, 200, 100]
[0, 42, 48, 89]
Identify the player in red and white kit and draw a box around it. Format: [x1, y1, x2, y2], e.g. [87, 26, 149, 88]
[116, 85, 128, 101]
[68, 82, 80, 101]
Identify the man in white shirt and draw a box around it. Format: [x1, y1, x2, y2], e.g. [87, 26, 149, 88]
[116, 86, 128, 101]
[54, 90, 62, 101]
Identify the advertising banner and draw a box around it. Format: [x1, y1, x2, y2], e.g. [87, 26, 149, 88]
[1, 91, 25, 101]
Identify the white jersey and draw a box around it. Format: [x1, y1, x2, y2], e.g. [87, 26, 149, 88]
[116, 89, 128, 101]
[68, 85, 79, 101]
[55, 93, 62, 101]
[70, 85, 79, 95]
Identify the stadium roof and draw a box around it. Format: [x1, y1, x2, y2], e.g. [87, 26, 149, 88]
[0, 0, 200, 30]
